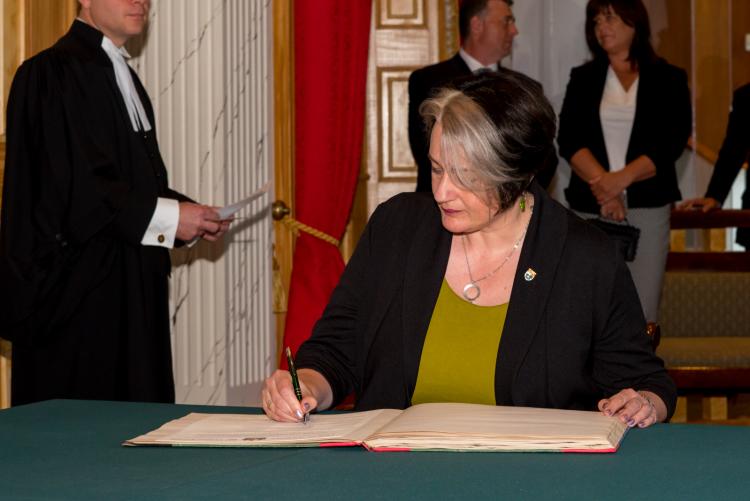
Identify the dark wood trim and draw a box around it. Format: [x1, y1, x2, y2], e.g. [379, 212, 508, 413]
[666, 252, 750, 271]
[671, 209, 750, 229]
[667, 209, 750, 270]
[669, 367, 750, 394]
[273, 0, 295, 366]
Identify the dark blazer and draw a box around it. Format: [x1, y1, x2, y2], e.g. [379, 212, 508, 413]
[408, 54, 557, 192]
[705, 83, 750, 247]
[408, 54, 472, 192]
[296, 181, 677, 418]
[558, 58, 692, 213]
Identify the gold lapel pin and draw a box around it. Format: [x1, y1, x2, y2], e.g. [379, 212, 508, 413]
[524, 268, 537, 282]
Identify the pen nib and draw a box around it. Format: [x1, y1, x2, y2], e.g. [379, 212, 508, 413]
[303, 412, 310, 425]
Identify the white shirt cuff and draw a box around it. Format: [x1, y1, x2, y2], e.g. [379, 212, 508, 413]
[141, 197, 179, 248]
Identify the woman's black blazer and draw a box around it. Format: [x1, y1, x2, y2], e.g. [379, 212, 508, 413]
[558, 58, 692, 213]
[295, 182, 677, 418]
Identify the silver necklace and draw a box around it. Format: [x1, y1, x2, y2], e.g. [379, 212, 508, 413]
[461, 203, 533, 303]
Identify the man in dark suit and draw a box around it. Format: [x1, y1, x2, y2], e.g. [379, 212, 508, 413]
[408, 0, 519, 192]
[679, 83, 750, 248]
[0, 0, 230, 405]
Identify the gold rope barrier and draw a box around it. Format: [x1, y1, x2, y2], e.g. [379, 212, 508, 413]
[272, 201, 340, 247]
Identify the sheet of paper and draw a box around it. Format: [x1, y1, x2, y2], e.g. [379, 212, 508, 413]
[383, 402, 619, 436]
[217, 181, 270, 220]
[366, 402, 625, 451]
[127, 409, 401, 446]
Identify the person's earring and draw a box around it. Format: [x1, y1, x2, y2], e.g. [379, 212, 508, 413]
[519, 195, 526, 212]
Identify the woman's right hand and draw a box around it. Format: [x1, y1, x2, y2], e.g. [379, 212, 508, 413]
[677, 197, 720, 212]
[261, 369, 318, 422]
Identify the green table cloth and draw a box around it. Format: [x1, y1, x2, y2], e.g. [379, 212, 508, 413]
[0, 399, 748, 500]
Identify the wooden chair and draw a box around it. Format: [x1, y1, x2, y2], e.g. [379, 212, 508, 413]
[657, 209, 750, 421]
[646, 322, 661, 351]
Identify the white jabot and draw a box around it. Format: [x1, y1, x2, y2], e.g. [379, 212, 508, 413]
[600, 66, 638, 174]
[459, 48, 498, 73]
[100, 35, 152, 132]
[90, 28, 177, 248]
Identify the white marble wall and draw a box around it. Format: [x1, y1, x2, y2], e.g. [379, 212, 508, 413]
[129, 0, 274, 406]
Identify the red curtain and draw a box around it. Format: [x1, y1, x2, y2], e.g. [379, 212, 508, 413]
[281, 1, 372, 366]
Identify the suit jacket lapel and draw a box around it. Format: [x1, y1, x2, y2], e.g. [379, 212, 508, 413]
[494, 182, 568, 404]
[628, 63, 650, 163]
[68, 21, 134, 132]
[402, 204, 452, 398]
[448, 53, 472, 76]
[591, 61, 610, 167]
[99, 56, 142, 136]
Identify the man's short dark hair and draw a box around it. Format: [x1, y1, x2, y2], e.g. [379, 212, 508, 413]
[458, 0, 514, 41]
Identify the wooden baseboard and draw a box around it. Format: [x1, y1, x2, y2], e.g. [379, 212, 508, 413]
[0, 340, 10, 409]
[669, 367, 750, 393]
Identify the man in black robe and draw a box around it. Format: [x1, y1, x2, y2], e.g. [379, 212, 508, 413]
[0, 0, 229, 405]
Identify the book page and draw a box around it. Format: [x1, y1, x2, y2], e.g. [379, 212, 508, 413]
[125, 409, 401, 447]
[366, 403, 626, 451]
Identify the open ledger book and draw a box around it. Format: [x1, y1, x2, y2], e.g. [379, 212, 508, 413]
[125, 402, 628, 453]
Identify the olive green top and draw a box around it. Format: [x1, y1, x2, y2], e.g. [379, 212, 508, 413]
[411, 279, 508, 406]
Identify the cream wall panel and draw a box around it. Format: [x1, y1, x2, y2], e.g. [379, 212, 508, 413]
[374, 29, 432, 65]
[378, 0, 425, 27]
[365, 0, 447, 214]
[377, 69, 413, 180]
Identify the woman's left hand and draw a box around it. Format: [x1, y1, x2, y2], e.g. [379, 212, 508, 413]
[589, 170, 632, 204]
[598, 388, 665, 428]
[600, 196, 626, 221]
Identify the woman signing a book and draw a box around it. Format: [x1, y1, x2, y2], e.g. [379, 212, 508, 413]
[263, 70, 676, 429]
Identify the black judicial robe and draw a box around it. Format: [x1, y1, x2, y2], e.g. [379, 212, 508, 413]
[0, 21, 187, 405]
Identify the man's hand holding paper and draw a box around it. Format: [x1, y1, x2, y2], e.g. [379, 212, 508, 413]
[177, 202, 231, 242]
[176, 182, 269, 242]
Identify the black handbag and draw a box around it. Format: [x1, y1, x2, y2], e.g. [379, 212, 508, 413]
[587, 218, 641, 262]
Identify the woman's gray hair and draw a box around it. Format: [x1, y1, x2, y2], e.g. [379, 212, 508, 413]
[420, 70, 556, 211]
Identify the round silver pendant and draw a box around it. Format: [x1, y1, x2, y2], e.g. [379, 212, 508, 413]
[462, 282, 481, 302]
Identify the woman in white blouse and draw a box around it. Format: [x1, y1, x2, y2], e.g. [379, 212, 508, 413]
[557, 0, 691, 322]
